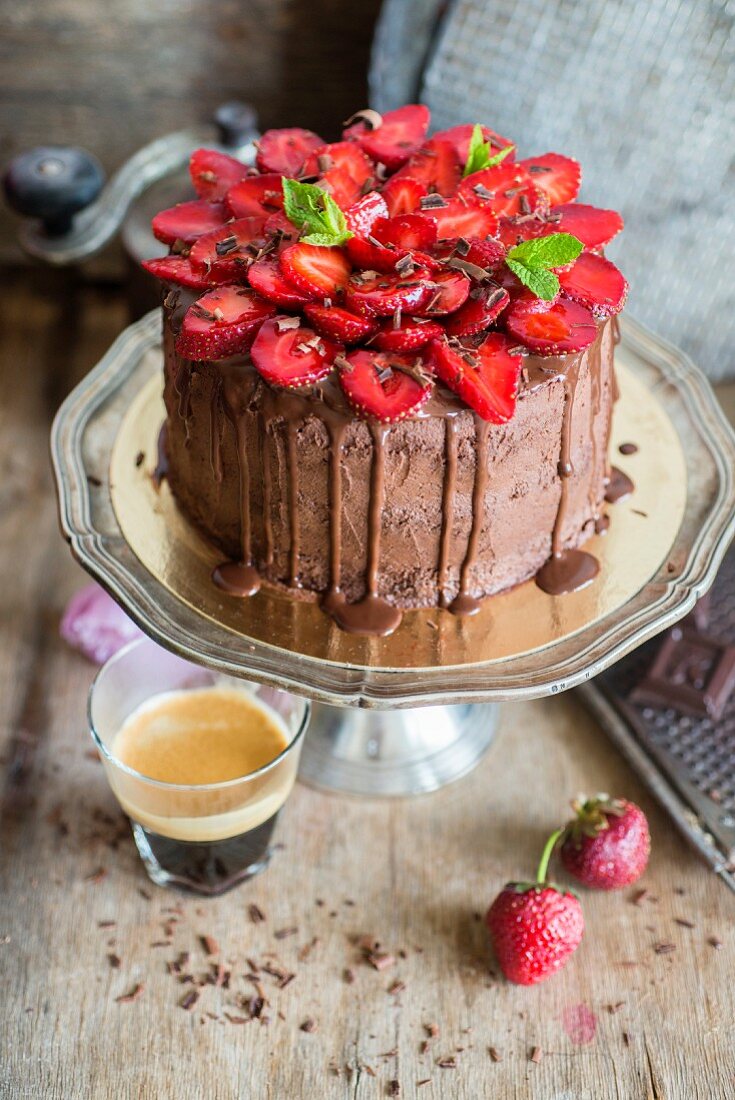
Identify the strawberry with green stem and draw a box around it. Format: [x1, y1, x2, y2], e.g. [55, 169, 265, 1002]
[560, 796, 650, 890]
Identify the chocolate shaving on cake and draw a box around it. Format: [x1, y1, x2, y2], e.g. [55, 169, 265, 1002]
[395, 254, 416, 277]
[519, 194, 532, 216]
[444, 256, 492, 282]
[343, 108, 382, 130]
[276, 315, 301, 332]
[392, 357, 433, 388]
[419, 193, 449, 210]
[334, 353, 353, 374]
[527, 163, 552, 174]
[392, 306, 403, 329]
[215, 235, 238, 256]
[317, 153, 334, 174]
[473, 184, 494, 200]
[377, 366, 394, 383]
[453, 237, 471, 257]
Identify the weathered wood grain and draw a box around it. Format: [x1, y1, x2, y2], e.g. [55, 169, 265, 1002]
[0, 0, 381, 259]
[1, 271, 735, 1099]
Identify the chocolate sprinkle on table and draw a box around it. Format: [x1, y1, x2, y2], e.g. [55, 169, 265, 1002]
[180, 991, 199, 1011]
[530, 1046, 543, 1064]
[115, 983, 145, 1004]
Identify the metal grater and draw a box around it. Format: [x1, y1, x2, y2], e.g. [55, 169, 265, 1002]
[580, 542, 735, 890]
[371, 0, 735, 381]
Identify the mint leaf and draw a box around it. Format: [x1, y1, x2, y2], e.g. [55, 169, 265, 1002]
[463, 124, 515, 177]
[282, 178, 353, 246]
[505, 232, 583, 301]
[506, 261, 559, 301]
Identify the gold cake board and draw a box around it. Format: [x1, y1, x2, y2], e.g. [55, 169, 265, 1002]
[110, 363, 686, 673]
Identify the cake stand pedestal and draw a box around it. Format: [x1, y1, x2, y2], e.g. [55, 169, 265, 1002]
[51, 312, 735, 795]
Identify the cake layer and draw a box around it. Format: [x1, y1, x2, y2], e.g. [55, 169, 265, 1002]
[162, 293, 616, 625]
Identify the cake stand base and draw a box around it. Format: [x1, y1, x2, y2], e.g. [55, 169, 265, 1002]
[298, 702, 499, 796]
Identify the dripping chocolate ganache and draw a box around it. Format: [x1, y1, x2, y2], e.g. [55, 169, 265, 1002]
[144, 105, 628, 637]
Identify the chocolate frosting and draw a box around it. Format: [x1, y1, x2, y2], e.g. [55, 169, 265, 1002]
[160, 289, 619, 634]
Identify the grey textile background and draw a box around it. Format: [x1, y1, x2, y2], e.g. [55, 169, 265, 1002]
[371, 0, 735, 381]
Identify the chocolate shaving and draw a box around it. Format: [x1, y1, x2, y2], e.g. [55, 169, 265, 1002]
[488, 1047, 503, 1062]
[519, 193, 531, 216]
[473, 183, 494, 200]
[107, 953, 121, 969]
[300, 1018, 317, 1033]
[436, 1057, 457, 1069]
[215, 235, 238, 256]
[530, 1047, 543, 1064]
[201, 935, 219, 956]
[115, 983, 145, 1004]
[424, 1023, 440, 1038]
[674, 917, 695, 929]
[389, 1082, 401, 1096]
[274, 926, 298, 940]
[180, 991, 200, 1011]
[275, 316, 300, 332]
[317, 153, 334, 174]
[708, 936, 723, 949]
[364, 949, 396, 971]
[527, 163, 552, 174]
[419, 193, 448, 210]
[444, 256, 491, 281]
[224, 1013, 248, 1025]
[343, 108, 382, 130]
[653, 942, 676, 955]
[387, 980, 406, 995]
[343, 968, 356, 984]
[334, 353, 353, 374]
[394, 254, 416, 277]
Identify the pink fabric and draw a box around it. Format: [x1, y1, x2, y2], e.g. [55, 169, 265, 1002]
[60, 583, 143, 664]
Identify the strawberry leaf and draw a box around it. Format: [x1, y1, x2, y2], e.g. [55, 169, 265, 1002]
[506, 232, 583, 301]
[282, 178, 353, 246]
[463, 124, 514, 177]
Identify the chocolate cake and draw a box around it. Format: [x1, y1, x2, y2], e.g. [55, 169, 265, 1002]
[144, 106, 628, 636]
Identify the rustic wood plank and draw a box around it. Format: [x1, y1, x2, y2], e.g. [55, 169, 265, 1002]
[1, 271, 734, 1099]
[0, 0, 381, 261]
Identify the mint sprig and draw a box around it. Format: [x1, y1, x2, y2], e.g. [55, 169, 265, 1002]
[505, 232, 583, 301]
[463, 124, 514, 177]
[282, 178, 353, 247]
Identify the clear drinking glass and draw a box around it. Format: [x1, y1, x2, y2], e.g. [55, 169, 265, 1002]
[88, 637, 310, 896]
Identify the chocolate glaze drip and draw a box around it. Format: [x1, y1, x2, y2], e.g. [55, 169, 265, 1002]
[162, 288, 617, 635]
[605, 465, 635, 503]
[450, 417, 490, 617]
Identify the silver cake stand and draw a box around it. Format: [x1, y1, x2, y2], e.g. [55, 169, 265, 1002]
[51, 312, 735, 796]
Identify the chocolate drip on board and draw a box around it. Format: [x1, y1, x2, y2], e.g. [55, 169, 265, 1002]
[450, 417, 491, 617]
[605, 465, 635, 503]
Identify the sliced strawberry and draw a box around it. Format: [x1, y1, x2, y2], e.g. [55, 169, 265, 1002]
[142, 255, 215, 290]
[280, 243, 351, 299]
[189, 149, 248, 201]
[428, 199, 499, 242]
[373, 213, 437, 252]
[497, 215, 553, 249]
[500, 285, 558, 313]
[465, 237, 507, 270]
[553, 203, 624, 250]
[414, 269, 471, 315]
[430, 334, 523, 422]
[247, 256, 313, 307]
[459, 164, 547, 217]
[345, 234, 401, 274]
[263, 210, 298, 243]
[519, 153, 581, 206]
[381, 175, 427, 217]
[346, 105, 430, 170]
[256, 128, 324, 176]
[151, 200, 227, 245]
[303, 142, 374, 187]
[225, 174, 284, 219]
[346, 270, 434, 317]
[444, 286, 510, 336]
[250, 316, 338, 388]
[390, 138, 461, 197]
[433, 124, 516, 163]
[319, 166, 362, 210]
[505, 298, 597, 354]
[558, 252, 628, 316]
[373, 317, 443, 352]
[176, 286, 275, 360]
[338, 349, 433, 422]
[345, 191, 389, 237]
[303, 303, 377, 344]
[189, 217, 266, 282]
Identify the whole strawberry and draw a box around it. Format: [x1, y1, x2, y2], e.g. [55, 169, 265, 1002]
[560, 795, 650, 890]
[486, 830, 584, 986]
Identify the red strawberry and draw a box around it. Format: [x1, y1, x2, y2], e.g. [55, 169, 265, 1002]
[459, 164, 547, 218]
[381, 175, 427, 216]
[431, 333, 522, 422]
[428, 198, 499, 242]
[390, 138, 461, 197]
[560, 796, 650, 890]
[151, 200, 227, 245]
[280, 243, 351, 299]
[444, 286, 510, 336]
[303, 141, 374, 187]
[250, 316, 338, 388]
[256, 127, 324, 176]
[189, 148, 248, 201]
[415, 269, 471, 315]
[225, 174, 284, 219]
[142, 256, 215, 290]
[346, 104, 430, 169]
[373, 213, 437, 252]
[505, 298, 597, 354]
[465, 238, 507, 270]
[433, 123, 515, 163]
[338, 349, 433, 422]
[485, 829, 584, 986]
[558, 252, 628, 316]
[346, 270, 434, 317]
[497, 215, 553, 249]
[247, 256, 313, 307]
[263, 210, 298, 243]
[345, 234, 402, 274]
[320, 166, 363, 210]
[373, 317, 443, 352]
[176, 286, 275, 359]
[189, 217, 266, 282]
[345, 192, 389, 238]
[553, 203, 624, 250]
[519, 153, 581, 205]
[303, 303, 377, 344]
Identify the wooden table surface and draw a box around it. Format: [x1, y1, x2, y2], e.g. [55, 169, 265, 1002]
[2, 272, 734, 1100]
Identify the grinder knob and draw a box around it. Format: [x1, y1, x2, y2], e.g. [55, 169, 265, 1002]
[3, 146, 105, 237]
[214, 101, 259, 149]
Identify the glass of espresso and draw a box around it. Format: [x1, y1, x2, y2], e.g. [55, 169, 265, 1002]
[88, 637, 310, 896]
